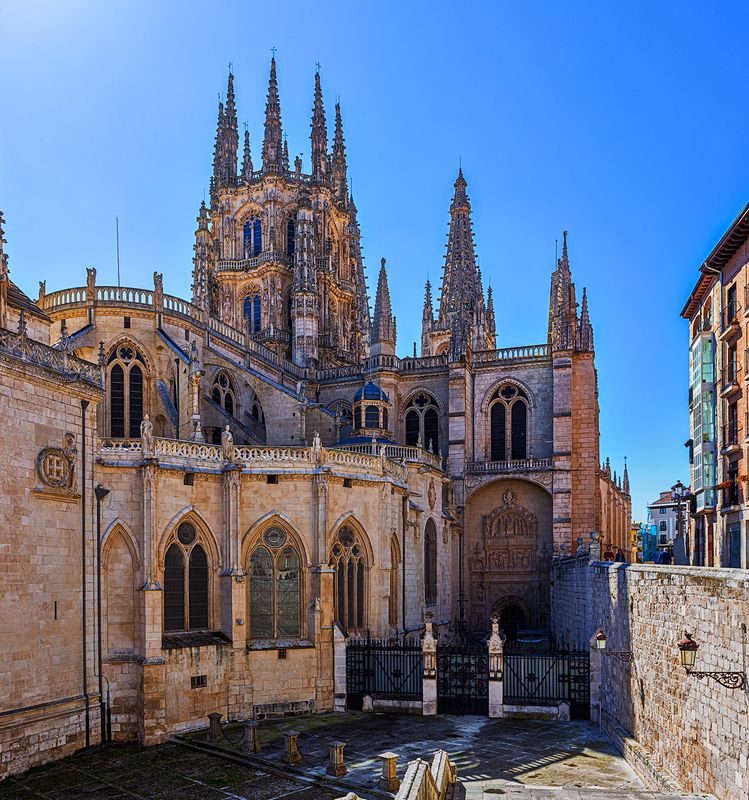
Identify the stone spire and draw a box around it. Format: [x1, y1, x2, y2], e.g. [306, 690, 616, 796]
[0, 211, 9, 329]
[240, 128, 253, 182]
[262, 56, 284, 171]
[347, 194, 370, 361]
[486, 284, 496, 337]
[211, 71, 238, 200]
[576, 286, 594, 352]
[421, 279, 434, 356]
[548, 230, 578, 351]
[622, 458, 630, 494]
[310, 71, 328, 182]
[192, 201, 211, 314]
[436, 169, 489, 358]
[282, 137, 290, 171]
[332, 102, 347, 203]
[371, 258, 396, 356]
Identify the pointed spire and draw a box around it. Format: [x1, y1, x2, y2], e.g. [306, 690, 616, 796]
[622, 458, 630, 494]
[310, 70, 328, 182]
[282, 137, 290, 171]
[241, 128, 253, 182]
[211, 70, 238, 199]
[577, 286, 594, 351]
[192, 200, 211, 313]
[262, 56, 284, 171]
[372, 257, 396, 355]
[422, 280, 433, 326]
[486, 284, 496, 334]
[332, 102, 348, 203]
[548, 229, 579, 351]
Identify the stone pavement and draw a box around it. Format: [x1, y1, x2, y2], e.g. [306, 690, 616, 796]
[183, 713, 713, 799]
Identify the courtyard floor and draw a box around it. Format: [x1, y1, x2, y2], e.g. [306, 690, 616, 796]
[0, 713, 712, 799]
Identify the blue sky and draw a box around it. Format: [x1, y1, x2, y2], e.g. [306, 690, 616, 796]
[2, 1, 748, 521]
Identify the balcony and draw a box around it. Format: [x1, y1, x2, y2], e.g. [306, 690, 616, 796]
[720, 363, 741, 398]
[721, 421, 741, 456]
[215, 251, 292, 271]
[719, 303, 741, 340]
[466, 458, 553, 474]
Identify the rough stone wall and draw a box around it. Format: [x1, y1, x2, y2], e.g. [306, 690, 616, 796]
[551, 554, 749, 800]
[0, 356, 102, 778]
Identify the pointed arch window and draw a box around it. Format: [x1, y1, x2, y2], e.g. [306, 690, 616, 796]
[107, 344, 147, 438]
[388, 536, 400, 628]
[329, 525, 367, 633]
[489, 384, 529, 462]
[248, 526, 301, 639]
[424, 519, 438, 605]
[211, 371, 237, 417]
[287, 218, 296, 258]
[403, 393, 440, 452]
[163, 521, 210, 632]
[243, 217, 262, 258]
[244, 295, 261, 334]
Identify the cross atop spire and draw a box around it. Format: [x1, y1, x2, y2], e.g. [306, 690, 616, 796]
[262, 55, 284, 171]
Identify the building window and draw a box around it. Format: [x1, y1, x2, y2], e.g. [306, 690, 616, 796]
[248, 527, 301, 639]
[659, 508, 666, 514]
[388, 536, 399, 628]
[107, 344, 147, 438]
[243, 217, 262, 258]
[403, 393, 440, 452]
[243, 295, 262, 334]
[489, 384, 528, 462]
[211, 371, 237, 417]
[424, 519, 437, 605]
[163, 521, 210, 632]
[659, 520, 667, 532]
[365, 405, 380, 429]
[287, 218, 295, 258]
[329, 524, 367, 632]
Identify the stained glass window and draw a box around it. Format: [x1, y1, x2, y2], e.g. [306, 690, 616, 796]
[249, 535, 301, 639]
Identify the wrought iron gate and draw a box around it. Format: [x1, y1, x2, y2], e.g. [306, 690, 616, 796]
[346, 637, 423, 710]
[503, 649, 590, 719]
[436, 644, 489, 715]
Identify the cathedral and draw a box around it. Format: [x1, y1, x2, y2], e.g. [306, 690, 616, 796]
[0, 58, 630, 772]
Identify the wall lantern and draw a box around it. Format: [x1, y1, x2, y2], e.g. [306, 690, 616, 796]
[595, 628, 634, 662]
[677, 632, 746, 689]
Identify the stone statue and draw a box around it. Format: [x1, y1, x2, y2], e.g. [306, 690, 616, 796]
[221, 425, 235, 462]
[311, 430, 323, 464]
[38, 280, 46, 302]
[62, 432, 77, 491]
[86, 267, 96, 301]
[140, 414, 154, 456]
[153, 271, 164, 307]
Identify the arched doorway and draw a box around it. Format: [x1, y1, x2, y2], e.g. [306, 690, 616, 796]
[492, 599, 527, 643]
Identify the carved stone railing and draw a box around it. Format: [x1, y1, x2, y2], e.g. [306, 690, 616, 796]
[215, 251, 292, 271]
[97, 437, 409, 481]
[208, 316, 246, 347]
[0, 328, 102, 387]
[96, 286, 154, 306]
[466, 458, 553, 473]
[473, 344, 550, 363]
[400, 354, 449, 371]
[335, 443, 443, 471]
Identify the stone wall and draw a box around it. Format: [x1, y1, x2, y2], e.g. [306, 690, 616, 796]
[551, 552, 749, 800]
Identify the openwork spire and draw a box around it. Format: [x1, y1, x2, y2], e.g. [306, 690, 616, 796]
[622, 458, 630, 494]
[372, 257, 396, 352]
[262, 56, 284, 171]
[211, 71, 238, 199]
[548, 230, 581, 351]
[192, 200, 211, 313]
[422, 280, 433, 327]
[577, 286, 594, 352]
[310, 71, 328, 182]
[332, 101, 348, 203]
[241, 128, 253, 182]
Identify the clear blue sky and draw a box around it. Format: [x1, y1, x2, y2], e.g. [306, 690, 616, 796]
[2, 1, 748, 521]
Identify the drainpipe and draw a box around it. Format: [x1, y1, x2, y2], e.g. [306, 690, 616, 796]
[80, 400, 90, 748]
[95, 484, 110, 743]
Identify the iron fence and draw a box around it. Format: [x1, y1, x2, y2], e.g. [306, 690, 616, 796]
[345, 636, 423, 710]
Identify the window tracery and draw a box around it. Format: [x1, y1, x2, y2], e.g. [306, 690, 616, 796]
[211, 371, 237, 417]
[163, 521, 210, 632]
[489, 384, 529, 461]
[107, 343, 146, 438]
[243, 216, 262, 258]
[329, 525, 367, 632]
[248, 526, 301, 639]
[404, 393, 440, 453]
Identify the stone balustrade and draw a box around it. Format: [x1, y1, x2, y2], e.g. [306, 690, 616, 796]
[466, 458, 552, 473]
[336, 442, 443, 471]
[97, 436, 409, 481]
[0, 328, 102, 387]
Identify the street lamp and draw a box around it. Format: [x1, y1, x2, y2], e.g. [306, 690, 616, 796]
[677, 632, 746, 689]
[595, 628, 634, 662]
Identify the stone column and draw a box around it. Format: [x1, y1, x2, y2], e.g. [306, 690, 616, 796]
[422, 613, 437, 716]
[378, 752, 401, 792]
[313, 567, 336, 712]
[487, 615, 505, 718]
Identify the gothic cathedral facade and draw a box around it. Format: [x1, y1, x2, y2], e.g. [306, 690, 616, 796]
[0, 59, 630, 769]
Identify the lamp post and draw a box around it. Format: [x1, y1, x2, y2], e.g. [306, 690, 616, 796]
[677, 632, 746, 690]
[671, 480, 690, 564]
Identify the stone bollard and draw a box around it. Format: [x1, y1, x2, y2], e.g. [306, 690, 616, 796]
[327, 741, 347, 777]
[242, 720, 261, 753]
[377, 751, 400, 792]
[282, 730, 302, 765]
[207, 712, 226, 743]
